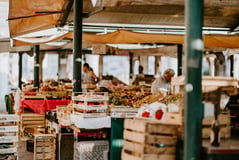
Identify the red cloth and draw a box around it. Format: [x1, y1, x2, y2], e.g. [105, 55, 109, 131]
[21, 99, 71, 114]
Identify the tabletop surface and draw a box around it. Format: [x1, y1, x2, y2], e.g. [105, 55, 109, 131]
[203, 139, 239, 154]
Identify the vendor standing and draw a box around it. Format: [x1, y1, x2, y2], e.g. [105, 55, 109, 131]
[151, 69, 175, 93]
[82, 63, 100, 84]
[137, 65, 145, 78]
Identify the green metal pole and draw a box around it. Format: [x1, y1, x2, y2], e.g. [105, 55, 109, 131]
[18, 52, 23, 89]
[230, 55, 234, 77]
[73, 0, 83, 92]
[184, 0, 204, 160]
[129, 52, 133, 79]
[33, 45, 40, 88]
[177, 44, 183, 76]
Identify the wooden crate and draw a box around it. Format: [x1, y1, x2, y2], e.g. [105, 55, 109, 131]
[34, 134, 56, 160]
[20, 114, 45, 140]
[171, 76, 238, 94]
[202, 113, 231, 139]
[72, 92, 109, 118]
[0, 115, 19, 159]
[171, 76, 236, 139]
[122, 119, 178, 160]
[56, 106, 72, 126]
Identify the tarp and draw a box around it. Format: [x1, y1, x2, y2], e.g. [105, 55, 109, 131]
[83, 30, 239, 49]
[13, 31, 72, 46]
[12, 30, 239, 49]
[8, 0, 64, 37]
[8, 0, 239, 38]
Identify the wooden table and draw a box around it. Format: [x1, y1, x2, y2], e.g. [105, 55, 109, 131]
[21, 99, 71, 114]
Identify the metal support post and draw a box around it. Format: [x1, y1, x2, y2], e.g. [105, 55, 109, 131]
[129, 52, 133, 79]
[18, 52, 23, 89]
[184, 0, 204, 159]
[230, 55, 234, 77]
[33, 45, 40, 88]
[73, 0, 83, 92]
[177, 44, 183, 76]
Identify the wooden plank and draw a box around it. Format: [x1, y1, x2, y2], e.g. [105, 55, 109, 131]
[22, 117, 45, 120]
[0, 146, 17, 154]
[122, 151, 175, 160]
[124, 130, 177, 145]
[124, 119, 178, 135]
[0, 126, 18, 133]
[22, 121, 45, 125]
[35, 153, 53, 159]
[202, 126, 231, 139]
[203, 114, 230, 126]
[124, 141, 176, 154]
[165, 113, 183, 125]
[36, 146, 52, 152]
[0, 136, 18, 143]
[0, 115, 19, 122]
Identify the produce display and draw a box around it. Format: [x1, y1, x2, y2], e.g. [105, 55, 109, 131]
[22, 79, 73, 99]
[72, 92, 108, 118]
[136, 94, 182, 121]
[159, 94, 182, 105]
[108, 86, 158, 107]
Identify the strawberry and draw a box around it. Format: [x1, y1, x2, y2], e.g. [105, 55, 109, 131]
[155, 109, 164, 120]
[142, 111, 150, 118]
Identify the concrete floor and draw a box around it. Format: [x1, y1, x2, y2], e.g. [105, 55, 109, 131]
[18, 141, 34, 160]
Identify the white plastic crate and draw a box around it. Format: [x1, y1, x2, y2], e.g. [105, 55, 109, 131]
[74, 140, 109, 160]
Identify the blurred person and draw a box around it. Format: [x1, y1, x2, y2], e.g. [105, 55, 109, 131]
[82, 63, 100, 84]
[137, 65, 144, 78]
[151, 68, 175, 93]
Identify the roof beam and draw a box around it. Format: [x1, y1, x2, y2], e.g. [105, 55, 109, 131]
[84, 11, 237, 28]
[96, 0, 239, 8]
[59, 0, 73, 27]
[118, 45, 177, 57]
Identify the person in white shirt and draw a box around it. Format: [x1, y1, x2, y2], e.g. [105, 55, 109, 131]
[151, 69, 175, 93]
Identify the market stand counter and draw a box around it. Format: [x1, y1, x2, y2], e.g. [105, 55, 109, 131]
[20, 99, 71, 114]
[203, 139, 239, 160]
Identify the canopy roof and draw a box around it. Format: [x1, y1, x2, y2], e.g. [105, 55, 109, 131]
[8, 0, 239, 38]
[12, 30, 239, 49]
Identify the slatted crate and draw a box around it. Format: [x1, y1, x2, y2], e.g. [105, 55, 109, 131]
[74, 140, 109, 160]
[20, 113, 45, 140]
[34, 134, 56, 160]
[202, 112, 231, 139]
[171, 76, 238, 94]
[171, 76, 237, 139]
[122, 119, 178, 160]
[72, 92, 109, 118]
[56, 106, 72, 126]
[0, 114, 19, 160]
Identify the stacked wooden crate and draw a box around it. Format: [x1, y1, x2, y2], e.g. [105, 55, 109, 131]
[72, 92, 108, 118]
[171, 76, 238, 95]
[171, 76, 237, 139]
[0, 114, 19, 160]
[56, 106, 72, 126]
[202, 112, 231, 139]
[122, 119, 178, 160]
[34, 134, 56, 160]
[20, 113, 45, 140]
